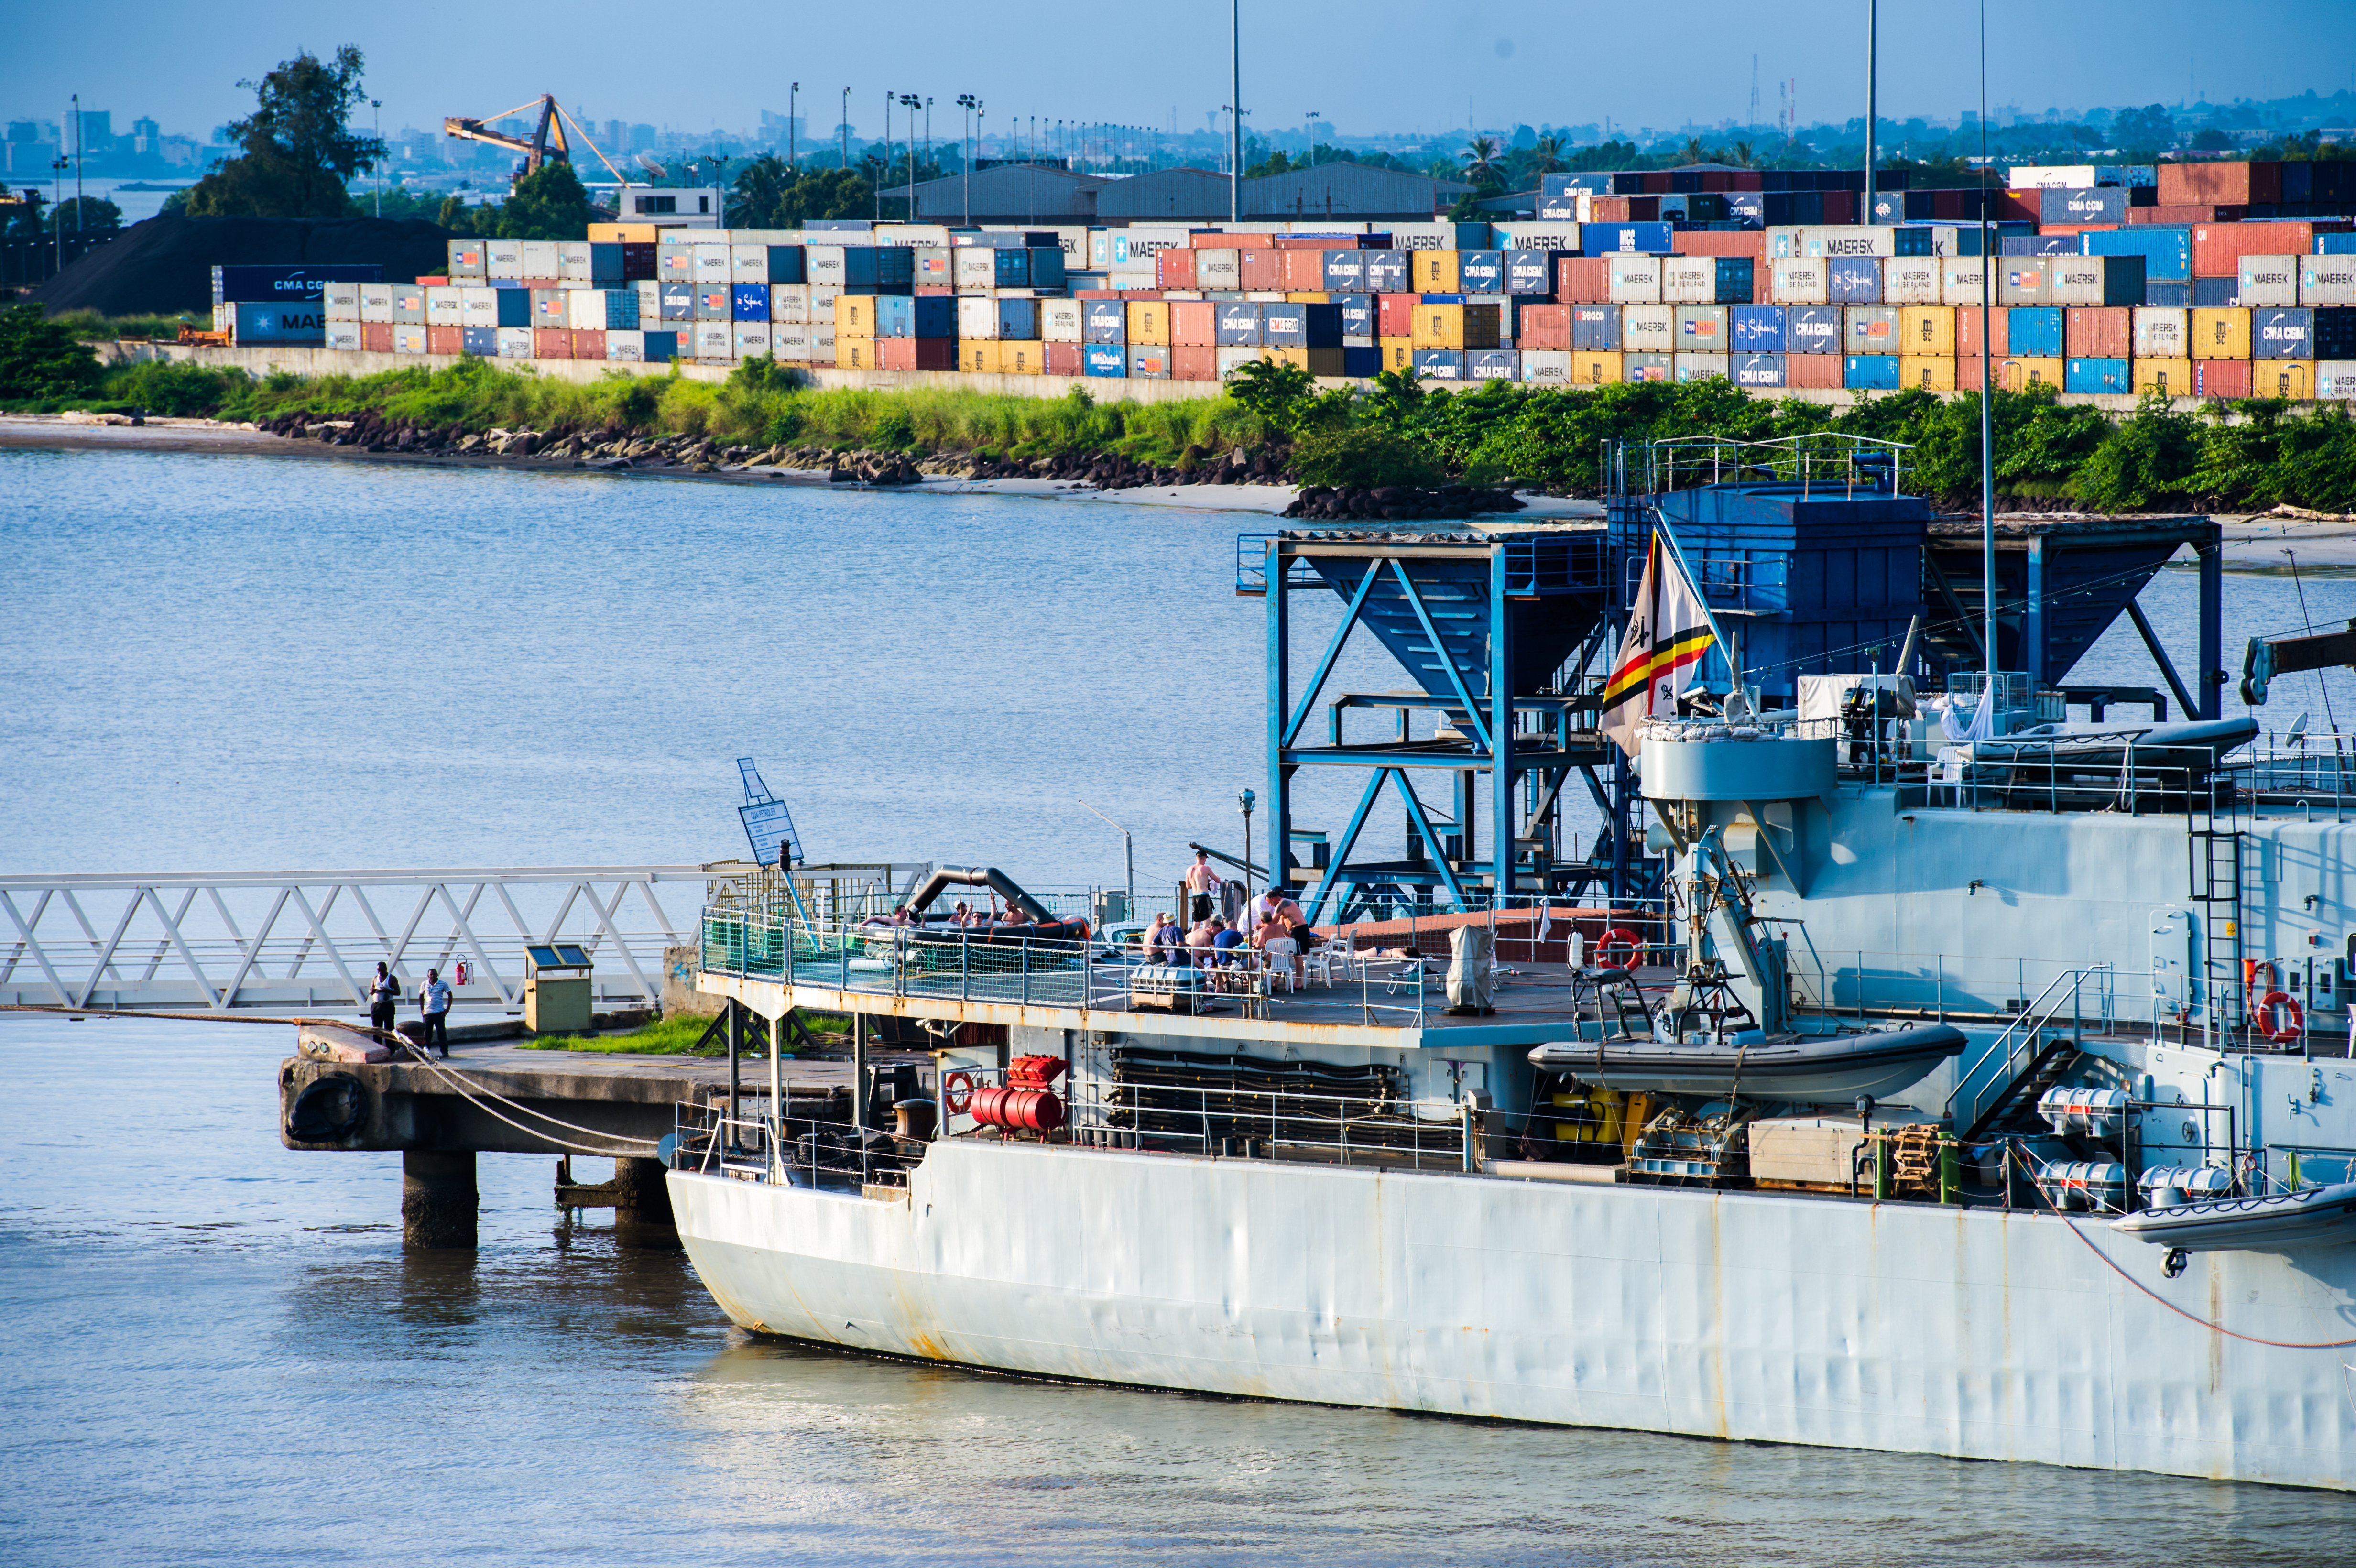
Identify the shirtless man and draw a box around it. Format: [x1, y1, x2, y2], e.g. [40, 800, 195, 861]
[1182, 849, 1223, 925]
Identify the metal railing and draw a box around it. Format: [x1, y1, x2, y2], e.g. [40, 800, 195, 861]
[1944, 965, 2111, 1132]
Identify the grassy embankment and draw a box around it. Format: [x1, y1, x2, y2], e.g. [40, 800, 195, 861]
[523, 1010, 852, 1056]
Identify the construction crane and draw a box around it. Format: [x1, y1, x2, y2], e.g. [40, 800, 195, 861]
[442, 94, 632, 185]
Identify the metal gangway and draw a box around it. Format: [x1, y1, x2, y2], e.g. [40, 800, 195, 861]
[0, 865, 718, 1018]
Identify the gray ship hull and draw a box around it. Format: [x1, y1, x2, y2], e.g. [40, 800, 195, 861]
[671, 1140, 2356, 1490]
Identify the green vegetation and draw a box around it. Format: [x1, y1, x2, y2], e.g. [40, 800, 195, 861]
[522, 1009, 851, 1056]
[48, 309, 212, 343]
[46, 196, 122, 234]
[727, 156, 877, 228]
[182, 46, 386, 219]
[0, 304, 101, 401]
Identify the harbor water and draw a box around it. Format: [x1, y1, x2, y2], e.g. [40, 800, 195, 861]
[4, 448, 2354, 1563]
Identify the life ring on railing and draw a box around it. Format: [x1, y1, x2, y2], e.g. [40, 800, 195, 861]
[2245, 959, 2278, 1021]
[942, 1070, 977, 1115]
[2255, 990, 2304, 1045]
[1596, 927, 1643, 969]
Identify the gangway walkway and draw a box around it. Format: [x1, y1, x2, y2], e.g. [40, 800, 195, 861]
[0, 866, 716, 1017]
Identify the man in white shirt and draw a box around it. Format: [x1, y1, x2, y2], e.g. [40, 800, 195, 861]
[420, 967, 454, 1057]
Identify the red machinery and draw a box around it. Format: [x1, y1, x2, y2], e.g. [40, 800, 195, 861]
[971, 1055, 1067, 1135]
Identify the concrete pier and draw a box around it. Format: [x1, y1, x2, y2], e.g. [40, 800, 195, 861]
[402, 1150, 478, 1250]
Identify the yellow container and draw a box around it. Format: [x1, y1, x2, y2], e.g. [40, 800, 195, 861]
[1899, 305, 1954, 357]
[835, 334, 878, 370]
[2191, 306, 2251, 360]
[1410, 250, 1460, 293]
[1411, 302, 1466, 349]
[2253, 360, 2314, 399]
[1379, 337, 1414, 372]
[1284, 291, 1331, 304]
[833, 294, 880, 336]
[1998, 356, 2064, 392]
[1570, 350, 1624, 385]
[959, 340, 997, 374]
[996, 341, 1044, 376]
[1899, 354, 1954, 391]
[2134, 358, 2195, 397]
[1125, 300, 1170, 346]
[588, 223, 659, 244]
[1265, 346, 1310, 369]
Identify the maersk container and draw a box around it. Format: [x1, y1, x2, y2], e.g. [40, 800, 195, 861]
[2064, 358, 2130, 394]
[1505, 249, 1559, 295]
[1363, 250, 1410, 293]
[495, 326, 534, 359]
[1581, 222, 1673, 256]
[1660, 256, 1753, 305]
[2236, 256, 2300, 308]
[1843, 354, 1901, 390]
[660, 282, 697, 321]
[324, 321, 362, 352]
[1334, 293, 1375, 340]
[1827, 256, 1883, 304]
[1520, 349, 1572, 384]
[1458, 250, 1507, 294]
[2009, 306, 2065, 358]
[2254, 307, 2314, 359]
[1788, 305, 1843, 354]
[1412, 349, 1464, 380]
[518, 240, 560, 279]
[562, 242, 623, 284]
[732, 283, 771, 322]
[485, 240, 524, 280]
[1734, 353, 1787, 387]
[1731, 305, 1786, 351]
[1571, 303, 1622, 351]
[358, 283, 395, 324]
[1084, 300, 1127, 344]
[1322, 250, 1369, 293]
[690, 244, 731, 285]
[460, 326, 497, 356]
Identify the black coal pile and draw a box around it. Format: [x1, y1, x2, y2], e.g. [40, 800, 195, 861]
[32, 215, 452, 316]
[1282, 484, 1526, 522]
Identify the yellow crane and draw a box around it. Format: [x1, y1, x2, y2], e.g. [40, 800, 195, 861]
[442, 95, 632, 184]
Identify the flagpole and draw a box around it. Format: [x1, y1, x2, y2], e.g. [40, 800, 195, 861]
[1648, 506, 1738, 692]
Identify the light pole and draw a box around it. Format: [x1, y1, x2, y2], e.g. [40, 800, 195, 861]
[899, 94, 921, 219]
[789, 82, 799, 169]
[956, 95, 977, 224]
[71, 93, 83, 237]
[1238, 790, 1257, 906]
[840, 87, 849, 170]
[1076, 800, 1135, 917]
[1229, 0, 1241, 221]
[50, 145, 66, 271]
[1864, 0, 1879, 223]
[1306, 110, 1320, 166]
[371, 99, 382, 216]
[883, 89, 893, 219]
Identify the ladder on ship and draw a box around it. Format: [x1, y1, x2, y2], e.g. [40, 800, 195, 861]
[1962, 1039, 2082, 1143]
[2188, 812, 2246, 1032]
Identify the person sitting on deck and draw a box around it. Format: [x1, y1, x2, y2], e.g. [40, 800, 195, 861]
[1140, 911, 1173, 955]
[1210, 917, 1246, 968]
[1185, 917, 1220, 967]
[1258, 914, 1303, 985]
[1148, 913, 1185, 964]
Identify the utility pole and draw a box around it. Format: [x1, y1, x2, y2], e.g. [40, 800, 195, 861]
[72, 93, 83, 238]
[1230, 0, 1242, 221]
[372, 100, 382, 216]
[840, 87, 849, 170]
[789, 82, 798, 168]
[899, 93, 922, 220]
[957, 95, 977, 225]
[1863, 0, 1878, 223]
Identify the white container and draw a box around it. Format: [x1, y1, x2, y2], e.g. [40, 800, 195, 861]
[1940, 259, 1990, 305]
[1195, 249, 1242, 290]
[425, 287, 465, 327]
[733, 323, 772, 358]
[731, 244, 771, 283]
[556, 241, 593, 280]
[1040, 298, 1085, 343]
[1384, 221, 1452, 251]
[804, 246, 846, 287]
[2317, 361, 2356, 400]
[657, 241, 697, 280]
[321, 280, 362, 320]
[1658, 256, 1726, 305]
[325, 321, 362, 351]
[1519, 348, 1572, 384]
[1764, 225, 1806, 261]
[1216, 346, 1265, 379]
[518, 240, 560, 279]
[393, 323, 429, 354]
[2300, 256, 2356, 306]
[1802, 226, 1893, 259]
[2236, 255, 2300, 308]
[2008, 163, 2096, 189]
[956, 294, 1003, 339]
[807, 285, 843, 323]
[459, 287, 502, 329]
[634, 280, 662, 321]
[770, 283, 808, 324]
[495, 326, 534, 359]
[1770, 258, 1829, 305]
[358, 283, 396, 324]
[605, 330, 646, 362]
[807, 325, 836, 360]
[1997, 259, 2051, 306]
[1672, 352, 1730, 383]
[1607, 253, 1662, 304]
[1619, 304, 1674, 355]
[2044, 256, 2134, 306]
[485, 239, 524, 280]
[690, 243, 731, 285]
[953, 248, 997, 292]
[1884, 257, 1941, 305]
[693, 321, 735, 360]
[2133, 307, 2190, 359]
[771, 326, 813, 362]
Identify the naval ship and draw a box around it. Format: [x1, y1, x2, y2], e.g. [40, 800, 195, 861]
[671, 437, 2356, 1490]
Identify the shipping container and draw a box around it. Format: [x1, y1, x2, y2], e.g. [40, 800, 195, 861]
[1168, 299, 1216, 348]
[1895, 355, 1951, 391]
[1126, 344, 1172, 380]
[2192, 220, 2314, 282]
[2133, 358, 2194, 397]
[1675, 305, 1729, 351]
[483, 240, 524, 281]
[2009, 164, 2095, 190]
[1939, 258, 1988, 305]
[1359, 250, 1407, 293]
[1673, 353, 1729, 384]
[1517, 303, 1571, 350]
[1843, 306, 1900, 355]
[1607, 253, 1663, 304]
[835, 334, 878, 370]
[1620, 304, 1675, 356]
[1040, 297, 1085, 343]
[1556, 256, 1610, 303]
[2065, 306, 2130, 360]
[571, 289, 639, 331]
[1788, 304, 1843, 354]
[1409, 250, 1461, 293]
[2146, 281, 2193, 308]
[356, 282, 396, 324]
[694, 284, 732, 321]
[688, 243, 730, 286]
[2254, 307, 2314, 359]
[359, 323, 393, 353]
[1844, 354, 1901, 390]
[1412, 349, 1465, 381]
[2316, 361, 2356, 400]
[323, 321, 361, 352]
[2220, 254, 2294, 309]
[1956, 301, 2005, 359]
[1999, 259, 2061, 305]
[1333, 293, 1376, 340]
[322, 280, 362, 320]
[2063, 357, 2130, 395]
[1827, 256, 1883, 304]
[2084, 226, 2192, 281]
[1043, 342, 1084, 378]
[2192, 276, 2246, 308]
[731, 323, 770, 359]
[1571, 303, 1622, 352]
[2249, 360, 2313, 399]
[2045, 255, 2147, 306]
[1580, 222, 1674, 256]
[1730, 304, 1786, 351]
[1769, 257, 1830, 305]
[1569, 350, 1622, 385]
[1625, 352, 1673, 383]
[2161, 162, 2283, 208]
[835, 295, 884, 337]
[1723, 352, 1781, 387]
[658, 282, 697, 322]
[2191, 307, 2252, 359]
[2008, 306, 2065, 359]
[2133, 307, 2190, 359]
[1898, 305, 1954, 356]
[446, 241, 485, 280]
[1126, 300, 1170, 346]
[1466, 349, 1520, 381]
[1504, 249, 1560, 296]
[2040, 187, 2133, 225]
[2302, 256, 2356, 306]
[425, 324, 464, 356]
[1083, 299, 1127, 344]
[424, 288, 464, 327]
[1457, 250, 1506, 295]
[1878, 257, 1939, 305]
[1215, 301, 1265, 347]
[725, 282, 768, 322]
[533, 327, 571, 360]
[529, 287, 568, 329]
[2317, 308, 2356, 360]
[1167, 344, 1217, 382]
[1320, 250, 1369, 293]
[1997, 356, 2064, 391]
[1661, 255, 1752, 305]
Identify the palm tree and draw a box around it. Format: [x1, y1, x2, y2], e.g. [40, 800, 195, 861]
[1525, 133, 1569, 176]
[1725, 140, 1757, 169]
[727, 153, 791, 227]
[1679, 135, 1711, 167]
[1461, 135, 1502, 185]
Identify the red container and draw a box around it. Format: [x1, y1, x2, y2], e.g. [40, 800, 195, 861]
[1584, 196, 1631, 222]
[1640, 172, 1672, 195]
[916, 285, 953, 296]
[1956, 303, 2008, 359]
[878, 336, 957, 371]
[2132, 204, 2216, 225]
[534, 327, 571, 359]
[1240, 249, 1283, 290]
[1787, 351, 1844, 390]
[427, 325, 464, 356]
[1377, 292, 1417, 338]
[1991, 190, 2040, 225]
[1954, 356, 1988, 392]
[1045, 342, 1083, 377]
[1280, 248, 1327, 290]
[1273, 233, 1352, 249]
[1672, 231, 1767, 260]
[570, 330, 605, 360]
[1699, 171, 1732, 192]
[1172, 344, 1218, 381]
[1169, 300, 1218, 347]
[1516, 304, 1571, 350]
[2066, 306, 2130, 359]
[520, 277, 559, 291]
[2159, 160, 2282, 208]
[2192, 359, 2251, 400]
[1555, 257, 1610, 304]
[1076, 289, 1121, 299]
[1156, 248, 1197, 289]
[1820, 191, 1863, 224]
[2192, 221, 2315, 282]
[622, 241, 657, 281]
[360, 323, 393, 353]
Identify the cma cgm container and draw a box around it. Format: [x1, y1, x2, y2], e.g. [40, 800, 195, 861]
[1788, 305, 1843, 354]
[1733, 353, 1787, 387]
[213, 264, 383, 305]
[2254, 307, 2314, 359]
[1412, 349, 1465, 380]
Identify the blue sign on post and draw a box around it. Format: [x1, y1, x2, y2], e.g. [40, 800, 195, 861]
[736, 757, 803, 867]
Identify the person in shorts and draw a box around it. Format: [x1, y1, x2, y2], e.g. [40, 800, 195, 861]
[1182, 850, 1223, 925]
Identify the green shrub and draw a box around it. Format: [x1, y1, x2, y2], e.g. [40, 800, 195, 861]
[1292, 426, 1445, 489]
[0, 303, 103, 402]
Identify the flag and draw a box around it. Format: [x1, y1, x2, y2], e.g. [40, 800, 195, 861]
[1601, 529, 1716, 758]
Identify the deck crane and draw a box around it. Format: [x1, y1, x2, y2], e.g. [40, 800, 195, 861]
[442, 95, 633, 185]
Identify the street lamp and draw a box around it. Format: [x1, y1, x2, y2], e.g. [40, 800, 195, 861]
[956, 94, 978, 224]
[840, 87, 850, 170]
[371, 99, 382, 216]
[789, 82, 799, 168]
[1306, 110, 1321, 167]
[1238, 789, 1257, 905]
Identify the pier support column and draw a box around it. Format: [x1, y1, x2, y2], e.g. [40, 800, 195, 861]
[611, 1155, 679, 1248]
[402, 1149, 478, 1250]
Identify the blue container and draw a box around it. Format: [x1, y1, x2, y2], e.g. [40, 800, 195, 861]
[210, 263, 382, 305]
[764, 246, 807, 284]
[1083, 299, 1127, 344]
[1322, 250, 1369, 292]
[1266, 303, 1342, 350]
[1083, 342, 1127, 377]
[1734, 353, 1787, 388]
[994, 298, 1041, 340]
[2064, 358, 2130, 394]
[2318, 233, 2356, 256]
[460, 326, 497, 356]
[1412, 348, 1465, 380]
[1457, 250, 1506, 294]
[1581, 222, 1674, 256]
[1844, 354, 1902, 391]
[1216, 302, 1264, 346]
[1333, 293, 1375, 339]
[1788, 305, 1843, 354]
[2041, 187, 2131, 225]
[1342, 346, 1382, 379]
[1702, 257, 1755, 302]
[2099, 165, 2157, 188]
[1447, 222, 1494, 250]
[2083, 226, 2192, 280]
[1730, 305, 1787, 351]
[2253, 307, 2314, 360]
[1763, 192, 1824, 226]
[875, 294, 956, 338]
[660, 282, 696, 321]
[731, 283, 770, 322]
[1363, 250, 1410, 293]
[2191, 276, 2243, 308]
[1466, 349, 1520, 381]
[2145, 281, 2192, 307]
[1027, 247, 1067, 289]
[1724, 192, 1766, 226]
[1827, 256, 1883, 303]
[643, 330, 679, 363]
[488, 289, 533, 327]
[2008, 307, 2064, 358]
[1537, 196, 1578, 221]
[2002, 234, 2080, 256]
[1505, 250, 1560, 295]
[1571, 303, 1621, 351]
[228, 302, 326, 344]
[838, 246, 915, 291]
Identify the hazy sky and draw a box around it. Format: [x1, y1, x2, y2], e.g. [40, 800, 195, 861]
[7, 0, 2355, 144]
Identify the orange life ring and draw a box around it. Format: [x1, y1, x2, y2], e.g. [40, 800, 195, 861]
[942, 1070, 976, 1115]
[2256, 990, 2304, 1044]
[1596, 927, 1643, 969]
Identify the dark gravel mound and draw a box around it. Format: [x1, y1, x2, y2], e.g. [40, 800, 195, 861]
[32, 215, 452, 316]
[1284, 483, 1526, 521]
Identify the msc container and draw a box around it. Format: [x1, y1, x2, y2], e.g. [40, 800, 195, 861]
[1844, 354, 1901, 390]
[2251, 360, 2315, 399]
[1826, 257, 1883, 304]
[1607, 253, 1663, 304]
[1899, 305, 1954, 356]
[2064, 358, 2130, 395]
[834, 295, 883, 337]
[2008, 306, 2065, 359]
[2235, 255, 2299, 309]
[1733, 353, 1786, 388]
[2133, 307, 2191, 359]
[1675, 305, 1729, 352]
[2085, 226, 2192, 281]
[1729, 305, 1786, 351]
[1580, 222, 1675, 256]
[1126, 300, 1171, 346]
[1900, 356, 1954, 391]
[1411, 349, 1465, 380]
[2065, 306, 2130, 360]
[1505, 249, 1560, 295]
[835, 334, 878, 370]
[1466, 349, 1520, 381]
[2191, 307, 2252, 359]
[1520, 349, 1572, 384]
[1999, 356, 2065, 392]
[1624, 352, 1673, 383]
[1883, 257, 1941, 305]
[2134, 358, 2195, 397]
[1788, 305, 1843, 354]
[2302, 256, 2356, 306]
[1410, 250, 1462, 293]
[2254, 307, 2314, 359]
[1844, 306, 1900, 355]
[1571, 304, 1623, 351]
[1620, 304, 1675, 356]
[1770, 258, 1830, 305]
[1570, 350, 1623, 385]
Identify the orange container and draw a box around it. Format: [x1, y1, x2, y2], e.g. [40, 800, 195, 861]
[1169, 300, 1217, 348]
[1045, 342, 1083, 378]
[533, 327, 570, 359]
[1240, 249, 1283, 290]
[1955, 302, 2008, 359]
[1172, 344, 1219, 381]
[1280, 249, 1328, 291]
[1517, 304, 1571, 350]
[1555, 257, 1610, 304]
[427, 325, 465, 356]
[2065, 307, 2130, 360]
[569, 330, 605, 361]
[1787, 351, 1844, 389]
[1156, 249, 1197, 290]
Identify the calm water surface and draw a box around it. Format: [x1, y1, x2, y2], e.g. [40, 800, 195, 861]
[4, 448, 2354, 1564]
